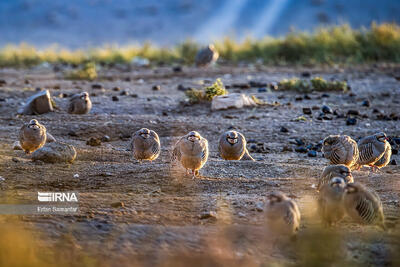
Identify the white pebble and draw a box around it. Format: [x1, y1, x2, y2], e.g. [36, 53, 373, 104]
[73, 174, 80, 178]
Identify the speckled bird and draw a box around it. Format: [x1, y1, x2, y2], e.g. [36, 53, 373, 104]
[317, 164, 353, 191]
[19, 119, 47, 154]
[322, 135, 359, 169]
[218, 130, 254, 161]
[130, 128, 160, 163]
[357, 132, 391, 171]
[68, 92, 92, 114]
[318, 177, 346, 226]
[195, 44, 219, 67]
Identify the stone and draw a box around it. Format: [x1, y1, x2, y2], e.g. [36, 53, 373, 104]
[112, 96, 119, 101]
[111, 201, 125, 208]
[199, 211, 217, 219]
[361, 100, 370, 107]
[301, 71, 311, 78]
[31, 142, 77, 163]
[321, 93, 330, 98]
[346, 117, 357, 125]
[321, 105, 333, 114]
[257, 87, 267, 93]
[280, 126, 289, 133]
[390, 159, 397, 165]
[172, 66, 182, 72]
[211, 93, 257, 111]
[347, 110, 360, 116]
[120, 90, 129, 96]
[18, 90, 53, 115]
[295, 146, 308, 153]
[91, 84, 103, 89]
[13, 141, 22, 150]
[112, 87, 120, 91]
[152, 85, 161, 91]
[307, 150, 317, 157]
[101, 135, 111, 142]
[87, 137, 101, 146]
[302, 107, 312, 115]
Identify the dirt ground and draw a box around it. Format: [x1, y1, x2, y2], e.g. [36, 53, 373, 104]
[0, 64, 399, 266]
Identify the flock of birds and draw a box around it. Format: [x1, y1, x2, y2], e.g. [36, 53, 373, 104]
[17, 45, 394, 237]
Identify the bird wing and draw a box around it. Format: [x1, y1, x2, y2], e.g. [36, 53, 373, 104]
[200, 138, 209, 162]
[171, 137, 184, 162]
[195, 49, 213, 66]
[150, 130, 160, 142]
[68, 101, 76, 114]
[151, 141, 160, 156]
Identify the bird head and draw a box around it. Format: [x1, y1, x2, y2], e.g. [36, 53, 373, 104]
[80, 92, 89, 100]
[226, 131, 238, 145]
[187, 131, 201, 142]
[323, 135, 339, 147]
[375, 132, 388, 143]
[335, 165, 353, 182]
[138, 128, 151, 139]
[329, 177, 346, 188]
[28, 119, 40, 129]
[267, 191, 287, 204]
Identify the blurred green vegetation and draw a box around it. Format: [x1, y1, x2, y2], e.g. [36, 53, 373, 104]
[278, 77, 348, 92]
[0, 23, 400, 67]
[185, 78, 227, 103]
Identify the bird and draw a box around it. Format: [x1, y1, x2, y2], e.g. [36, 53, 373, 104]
[317, 164, 353, 191]
[171, 131, 209, 178]
[19, 119, 47, 154]
[343, 183, 385, 228]
[218, 130, 254, 161]
[264, 191, 301, 237]
[130, 128, 160, 163]
[356, 132, 390, 171]
[322, 135, 359, 169]
[317, 177, 346, 226]
[195, 44, 219, 67]
[68, 92, 92, 114]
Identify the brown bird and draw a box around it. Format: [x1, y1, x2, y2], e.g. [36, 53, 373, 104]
[68, 92, 92, 114]
[130, 128, 160, 163]
[218, 130, 254, 161]
[19, 119, 47, 154]
[317, 164, 353, 191]
[343, 183, 385, 228]
[172, 131, 209, 178]
[318, 177, 346, 226]
[322, 135, 359, 169]
[264, 191, 301, 236]
[357, 132, 391, 171]
[195, 44, 219, 67]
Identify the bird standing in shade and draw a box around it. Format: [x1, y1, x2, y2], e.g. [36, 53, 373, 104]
[19, 119, 47, 154]
[218, 130, 254, 161]
[318, 177, 346, 226]
[68, 92, 92, 114]
[343, 183, 385, 228]
[357, 132, 390, 171]
[195, 44, 219, 67]
[130, 128, 160, 163]
[172, 131, 208, 178]
[317, 164, 353, 191]
[322, 135, 359, 169]
[264, 191, 301, 237]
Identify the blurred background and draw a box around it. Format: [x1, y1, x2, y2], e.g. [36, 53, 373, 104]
[0, 0, 399, 48]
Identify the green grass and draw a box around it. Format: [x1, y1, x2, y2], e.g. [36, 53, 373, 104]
[185, 78, 228, 103]
[65, 62, 97, 80]
[0, 23, 400, 68]
[278, 77, 348, 93]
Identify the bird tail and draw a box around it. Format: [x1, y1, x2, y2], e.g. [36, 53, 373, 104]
[241, 149, 255, 161]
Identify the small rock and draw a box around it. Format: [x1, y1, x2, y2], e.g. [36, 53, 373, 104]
[393, 138, 400, 145]
[111, 96, 119, 101]
[152, 85, 161, 91]
[68, 130, 78, 137]
[101, 135, 111, 142]
[12, 157, 20, 163]
[391, 148, 397, 155]
[304, 94, 311, 100]
[13, 141, 22, 150]
[111, 201, 125, 208]
[0, 79, 7, 86]
[177, 84, 188, 91]
[91, 84, 103, 89]
[131, 94, 138, 98]
[301, 71, 311, 78]
[295, 139, 305, 146]
[295, 146, 308, 153]
[256, 202, 264, 212]
[249, 81, 268, 87]
[280, 126, 289, 133]
[199, 211, 217, 219]
[312, 106, 320, 110]
[257, 87, 267, 93]
[361, 100, 370, 107]
[295, 96, 303, 101]
[172, 66, 182, 72]
[0, 176, 5, 182]
[112, 87, 120, 92]
[349, 92, 356, 97]
[307, 150, 317, 157]
[321, 93, 330, 98]
[302, 107, 312, 115]
[321, 105, 333, 114]
[73, 174, 80, 178]
[269, 82, 278, 90]
[31, 142, 77, 163]
[346, 117, 357, 125]
[347, 110, 359, 116]
[232, 83, 251, 89]
[282, 146, 293, 152]
[390, 159, 397, 165]
[120, 90, 129, 96]
[87, 137, 101, 146]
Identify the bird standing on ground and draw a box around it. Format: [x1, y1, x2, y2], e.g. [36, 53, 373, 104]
[218, 130, 254, 161]
[130, 128, 160, 163]
[357, 132, 390, 171]
[264, 191, 301, 236]
[172, 131, 209, 178]
[322, 135, 359, 169]
[195, 44, 219, 67]
[68, 92, 92, 114]
[343, 183, 385, 228]
[317, 164, 353, 191]
[318, 177, 346, 226]
[19, 119, 47, 154]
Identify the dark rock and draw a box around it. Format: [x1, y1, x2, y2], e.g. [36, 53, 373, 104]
[312, 106, 320, 110]
[334, 110, 345, 118]
[294, 139, 304, 146]
[24, 79, 30, 84]
[58, 93, 68, 98]
[12, 157, 20, 163]
[91, 84, 103, 89]
[172, 66, 182, 72]
[295, 96, 303, 101]
[372, 109, 381, 113]
[393, 138, 400, 145]
[162, 111, 168, 116]
[124, 77, 131, 82]
[232, 83, 251, 89]
[392, 148, 398, 155]
[301, 71, 311, 78]
[31, 142, 77, 163]
[282, 146, 293, 152]
[280, 126, 289, 133]
[304, 94, 311, 100]
[346, 117, 357, 125]
[302, 108, 312, 115]
[257, 87, 267, 93]
[389, 113, 399, 120]
[177, 84, 188, 91]
[321, 105, 333, 114]
[101, 135, 111, 142]
[0, 79, 6, 86]
[307, 150, 317, 157]
[247, 139, 257, 143]
[87, 137, 101, 146]
[120, 90, 129, 96]
[131, 94, 138, 98]
[112, 87, 120, 91]
[347, 110, 359, 116]
[361, 100, 370, 107]
[390, 159, 397, 165]
[269, 82, 279, 90]
[199, 211, 217, 219]
[249, 81, 267, 87]
[152, 85, 161, 91]
[321, 93, 330, 98]
[349, 92, 356, 97]
[111, 96, 119, 101]
[295, 146, 308, 153]
[381, 92, 391, 97]
[68, 130, 78, 137]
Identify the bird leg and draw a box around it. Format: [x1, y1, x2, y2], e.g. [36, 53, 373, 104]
[192, 169, 196, 179]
